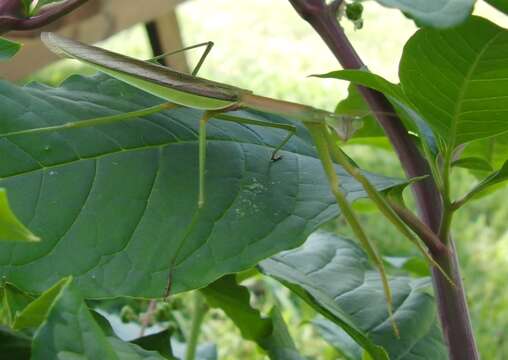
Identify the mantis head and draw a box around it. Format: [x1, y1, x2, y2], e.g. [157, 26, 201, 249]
[324, 113, 364, 141]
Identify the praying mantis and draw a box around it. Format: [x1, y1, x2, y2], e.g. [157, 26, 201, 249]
[2, 32, 452, 335]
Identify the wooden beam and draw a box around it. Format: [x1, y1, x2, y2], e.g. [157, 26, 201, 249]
[149, 9, 189, 73]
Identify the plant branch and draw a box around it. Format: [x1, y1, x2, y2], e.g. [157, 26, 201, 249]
[139, 300, 158, 337]
[388, 199, 447, 254]
[0, 0, 90, 35]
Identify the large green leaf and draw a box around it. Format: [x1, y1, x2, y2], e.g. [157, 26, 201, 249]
[374, 0, 474, 28]
[0, 189, 40, 242]
[399, 16, 508, 150]
[259, 232, 446, 360]
[201, 275, 305, 359]
[0, 74, 401, 298]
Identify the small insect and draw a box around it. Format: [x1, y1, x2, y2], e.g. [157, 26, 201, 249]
[1, 33, 453, 334]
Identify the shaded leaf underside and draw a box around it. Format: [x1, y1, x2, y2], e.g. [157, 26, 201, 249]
[260, 232, 447, 360]
[375, 0, 474, 28]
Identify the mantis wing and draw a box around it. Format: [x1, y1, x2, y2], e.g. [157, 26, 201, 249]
[41, 32, 246, 110]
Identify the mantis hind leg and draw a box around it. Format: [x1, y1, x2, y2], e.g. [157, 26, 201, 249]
[197, 112, 296, 208]
[148, 41, 214, 76]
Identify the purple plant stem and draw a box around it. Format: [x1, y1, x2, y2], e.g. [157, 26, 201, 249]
[287, 1, 479, 358]
[0, 0, 89, 35]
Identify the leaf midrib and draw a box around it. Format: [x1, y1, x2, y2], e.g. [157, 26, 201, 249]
[0, 137, 314, 181]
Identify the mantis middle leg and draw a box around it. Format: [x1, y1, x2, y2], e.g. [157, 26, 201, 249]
[196, 111, 297, 207]
[148, 41, 215, 76]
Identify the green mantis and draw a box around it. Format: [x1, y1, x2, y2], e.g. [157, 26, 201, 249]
[2, 32, 453, 335]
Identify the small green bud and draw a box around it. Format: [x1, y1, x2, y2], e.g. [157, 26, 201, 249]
[346, 2, 364, 21]
[155, 302, 172, 322]
[120, 305, 137, 323]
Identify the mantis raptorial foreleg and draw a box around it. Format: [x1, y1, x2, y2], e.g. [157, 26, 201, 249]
[323, 129, 455, 286]
[306, 122, 399, 337]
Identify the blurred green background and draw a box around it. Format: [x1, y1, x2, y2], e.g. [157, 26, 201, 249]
[25, 0, 508, 358]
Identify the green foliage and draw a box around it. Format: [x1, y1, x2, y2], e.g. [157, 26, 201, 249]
[0, 189, 39, 242]
[260, 232, 446, 360]
[318, 16, 508, 205]
[0, 37, 21, 61]
[2, 1, 507, 358]
[452, 157, 494, 172]
[0, 284, 33, 327]
[320, 16, 508, 160]
[201, 275, 305, 359]
[383, 256, 431, 277]
[374, 0, 474, 28]
[2, 277, 179, 359]
[29, 277, 169, 359]
[12, 277, 68, 330]
[400, 16, 508, 151]
[201, 276, 272, 342]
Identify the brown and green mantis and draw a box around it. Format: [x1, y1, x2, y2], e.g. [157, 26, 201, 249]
[2, 32, 453, 334]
